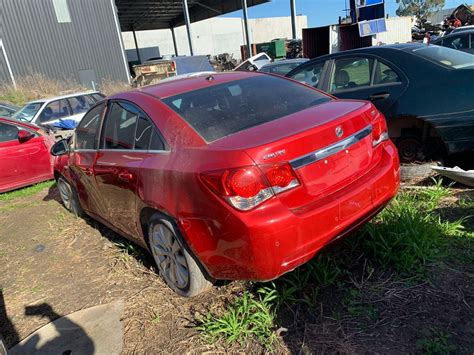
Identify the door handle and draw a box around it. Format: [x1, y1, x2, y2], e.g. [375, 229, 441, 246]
[84, 167, 93, 176]
[118, 171, 133, 182]
[369, 93, 390, 101]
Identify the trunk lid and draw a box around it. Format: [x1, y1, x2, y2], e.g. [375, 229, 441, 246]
[210, 100, 377, 210]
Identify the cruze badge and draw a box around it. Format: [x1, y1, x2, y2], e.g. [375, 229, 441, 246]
[263, 149, 286, 160]
[335, 126, 343, 138]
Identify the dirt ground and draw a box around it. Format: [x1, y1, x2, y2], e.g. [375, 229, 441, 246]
[0, 184, 473, 354]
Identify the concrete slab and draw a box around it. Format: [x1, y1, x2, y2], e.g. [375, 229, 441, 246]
[9, 300, 124, 355]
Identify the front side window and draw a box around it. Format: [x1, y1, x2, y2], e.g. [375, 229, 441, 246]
[330, 57, 373, 92]
[11, 102, 44, 122]
[0, 123, 19, 143]
[163, 75, 331, 142]
[289, 62, 324, 88]
[38, 99, 71, 123]
[75, 103, 104, 150]
[102, 102, 139, 150]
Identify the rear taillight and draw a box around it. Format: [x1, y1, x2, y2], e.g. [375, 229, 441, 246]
[370, 109, 389, 147]
[169, 61, 176, 71]
[200, 162, 299, 211]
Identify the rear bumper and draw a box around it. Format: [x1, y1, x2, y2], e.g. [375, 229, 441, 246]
[182, 142, 400, 281]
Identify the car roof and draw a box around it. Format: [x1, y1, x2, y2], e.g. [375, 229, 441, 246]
[0, 116, 41, 131]
[306, 42, 427, 61]
[261, 58, 309, 67]
[26, 91, 102, 105]
[451, 26, 474, 33]
[115, 71, 260, 100]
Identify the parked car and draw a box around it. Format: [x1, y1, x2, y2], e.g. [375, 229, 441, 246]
[0, 102, 20, 118]
[259, 58, 309, 76]
[51, 72, 400, 297]
[431, 30, 474, 54]
[234, 53, 272, 71]
[450, 25, 474, 34]
[0, 117, 55, 193]
[286, 43, 474, 162]
[11, 92, 106, 128]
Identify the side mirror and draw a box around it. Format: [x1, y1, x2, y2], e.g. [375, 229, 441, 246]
[50, 139, 69, 156]
[18, 129, 35, 143]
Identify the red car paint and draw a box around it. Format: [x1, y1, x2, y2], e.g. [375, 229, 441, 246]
[0, 117, 55, 193]
[55, 72, 400, 281]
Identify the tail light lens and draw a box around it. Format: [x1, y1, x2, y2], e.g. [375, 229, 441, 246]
[371, 109, 389, 147]
[169, 61, 176, 71]
[200, 162, 299, 211]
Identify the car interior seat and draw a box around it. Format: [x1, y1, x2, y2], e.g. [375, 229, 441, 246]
[333, 69, 350, 90]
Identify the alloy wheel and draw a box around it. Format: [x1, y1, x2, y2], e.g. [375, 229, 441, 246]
[150, 224, 190, 290]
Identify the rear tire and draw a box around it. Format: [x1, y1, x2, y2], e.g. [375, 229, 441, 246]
[147, 214, 213, 297]
[396, 135, 425, 164]
[57, 176, 83, 217]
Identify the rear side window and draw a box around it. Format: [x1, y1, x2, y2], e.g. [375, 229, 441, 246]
[68, 95, 91, 115]
[290, 62, 324, 88]
[162, 75, 331, 142]
[373, 61, 401, 85]
[92, 93, 105, 102]
[102, 102, 139, 150]
[75, 103, 104, 150]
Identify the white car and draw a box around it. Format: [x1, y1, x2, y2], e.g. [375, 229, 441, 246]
[11, 91, 105, 127]
[234, 53, 272, 71]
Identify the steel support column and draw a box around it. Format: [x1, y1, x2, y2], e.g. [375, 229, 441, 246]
[290, 0, 297, 39]
[182, 0, 194, 55]
[241, 0, 252, 58]
[132, 29, 142, 63]
[170, 27, 179, 56]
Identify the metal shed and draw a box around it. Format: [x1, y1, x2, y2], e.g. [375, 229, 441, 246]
[0, 0, 270, 88]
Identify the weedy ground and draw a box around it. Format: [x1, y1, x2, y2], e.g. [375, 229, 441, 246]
[0, 74, 130, 106]
[0, 178, 472, 354]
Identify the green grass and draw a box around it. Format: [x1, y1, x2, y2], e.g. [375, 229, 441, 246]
[0, 90, 28, 106]
[195, 183, 470, 348]
[0, 181, 55, 202]
[196, 289, 277, 348]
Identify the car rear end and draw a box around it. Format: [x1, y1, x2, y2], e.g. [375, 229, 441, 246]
[162, 73, 400, 281]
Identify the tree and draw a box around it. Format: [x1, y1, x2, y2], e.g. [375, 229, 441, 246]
[396, 0, 445, 25]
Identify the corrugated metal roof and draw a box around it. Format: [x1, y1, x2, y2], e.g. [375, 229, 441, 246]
[115, 0, 271, 31]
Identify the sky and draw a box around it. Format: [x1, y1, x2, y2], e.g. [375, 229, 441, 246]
[221, 0, 467, 27]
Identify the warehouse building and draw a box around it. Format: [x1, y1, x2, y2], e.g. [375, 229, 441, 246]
[0, 0, 270, 88]
[122, 15, 308, 61]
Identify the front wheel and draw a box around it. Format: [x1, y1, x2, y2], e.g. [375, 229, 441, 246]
[148, 215, 212, 297]
[57, 176, 83, 217]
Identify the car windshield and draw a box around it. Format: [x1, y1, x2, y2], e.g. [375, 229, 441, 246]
[412, 45, 474, 69]
[11, 102, 44, 121]
[163, 75, 331, 142]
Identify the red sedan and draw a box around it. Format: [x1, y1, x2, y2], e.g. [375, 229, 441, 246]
[52, 72, 400, 296]
[0, 117, 55, 193]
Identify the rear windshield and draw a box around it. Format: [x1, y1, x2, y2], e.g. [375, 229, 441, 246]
[162, 75, 331, 142]
[412, 45, 474, 69]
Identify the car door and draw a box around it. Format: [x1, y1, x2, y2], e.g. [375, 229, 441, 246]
[93, 100, 152, 237]
[70, 102, 106, 214]
[0, 122, 52, 192]
[325, 56, 408, 120]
